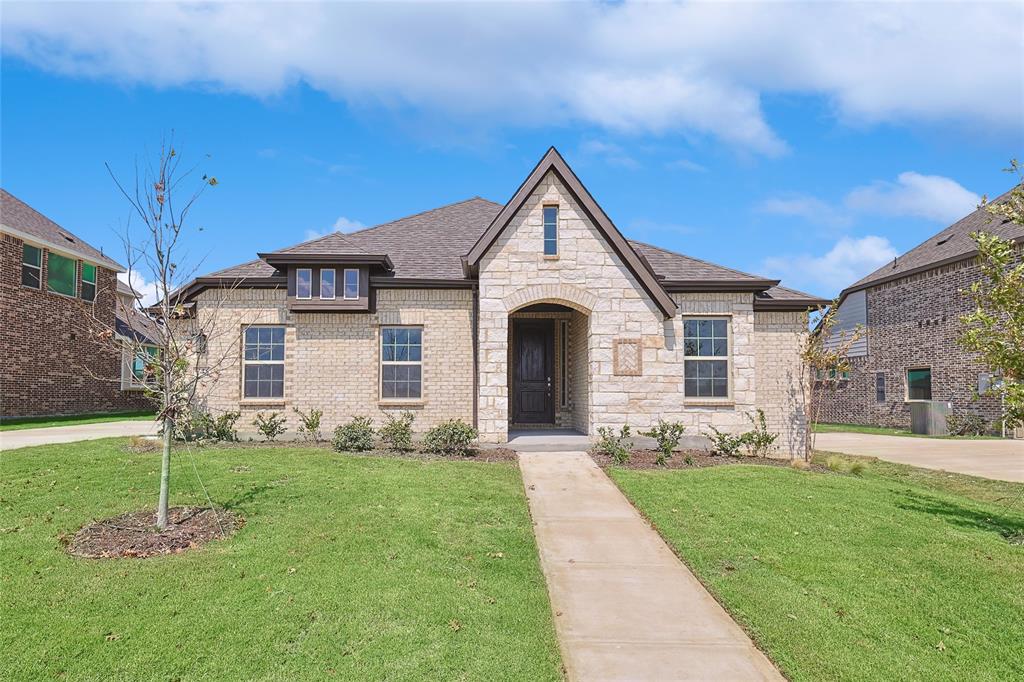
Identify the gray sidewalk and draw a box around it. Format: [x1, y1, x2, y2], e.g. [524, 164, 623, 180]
[519, 451, 782, 681]
[0, 420, 159, 451]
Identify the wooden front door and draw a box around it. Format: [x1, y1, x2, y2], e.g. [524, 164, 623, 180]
[512, 319, 555, 424]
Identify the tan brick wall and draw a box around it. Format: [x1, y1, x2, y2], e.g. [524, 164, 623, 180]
[195, 287, 474, 436]
[754, 311, 809, 455]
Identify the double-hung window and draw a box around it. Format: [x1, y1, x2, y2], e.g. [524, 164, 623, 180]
[543, 206, 558, 256]
[296, 268, 312, 299]
[683, 318, 729, 398]
[320, 268, 336, 300]
[81, 263, 97, 301]
[21, 244, 42, 288]
[381, 327, 422, 399]
[243, 326, 285, 398]
[47, 252, 77, 296]
[906, 368, 931, 401]
[343, 268, 359, 300]
[128, 345, 159, 388]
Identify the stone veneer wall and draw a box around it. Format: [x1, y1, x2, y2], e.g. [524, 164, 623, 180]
[195, 287, 474, 434]
[817, 251, 1020, 431]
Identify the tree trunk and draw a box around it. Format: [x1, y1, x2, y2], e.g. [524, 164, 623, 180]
[156, 418, 172, 530]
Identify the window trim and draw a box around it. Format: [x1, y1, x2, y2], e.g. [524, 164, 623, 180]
[21, 243, 42, 289]
[46, 251, 78, 298]
[123, 344, 160, 390]
[542, 204, 558, 257]
[295, 268, 313, 300]
[320, 268, 336, 300]
[241, 325, 286, 401]
[343, 268, 360, 301]
[81, 262, 97, 302]
[681, 315, 732, 402]
[905, 366, 932, 403]
[379, 325, 424, 403]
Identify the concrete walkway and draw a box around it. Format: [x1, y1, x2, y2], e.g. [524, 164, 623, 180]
[519, 451, 782, 681]
[0, 420, 159, 451]
[816, 432, 1024, 482]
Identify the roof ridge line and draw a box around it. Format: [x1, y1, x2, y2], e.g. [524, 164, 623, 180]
[345, 196, 499, 238]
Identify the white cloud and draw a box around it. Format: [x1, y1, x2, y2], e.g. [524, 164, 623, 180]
[580, 140, 640, 169]
[302, 216, 365, 241]
[2, 2, 1019, 155]
[845, 172, 981, 223]
[665, 159, 707, 173]
[756, 196, 852, 228]
[117, 270, 160, 307]
[762, 235, 898, 294]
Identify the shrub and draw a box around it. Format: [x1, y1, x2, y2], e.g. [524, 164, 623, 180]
[849, 460, 867, 476]
[252, 412, 287, 442]
[332, 416, 375, 452]
[743, 409, 779, 458]
[684, 454, 694, 466]
[825, 455, 845, 472]
[379, 411, 415, 451]
[423, 419, 478, 457]
[704, 427, 747, 457]
[211, 411, 240, 442]
[947, 412, 987, 437]
[641, 420, 686, 466]
[790, 459, 811, 471]
[174, 408, 239, 442]
[293, 407, 324, 442]
[595, 425, 632, 464]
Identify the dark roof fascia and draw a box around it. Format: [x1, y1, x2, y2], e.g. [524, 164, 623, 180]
[753, 298, 828, 312]
[464, 147, 678, 318]
[258, 253, 394, 269]
[172, 275, 286, 305]
[369, 276, 474, 289]
[662, 279, 779, 293]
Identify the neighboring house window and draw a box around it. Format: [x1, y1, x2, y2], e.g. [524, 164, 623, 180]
[21, 244, 41, 288]
[243, 326, 285, 398]
[560, 320, 568, 408]
[47, 252, 77, 296]
[816, 368, 850, 381]
[543, 205, 558, 256]
[343, 268, 359, 300]
[126, 345, 159, 388]
[683, 318, 729, 398]
[907, 368, 932, 401]
[320, 268, 336, 300]
[81, 263, 97, 302]
[381, 327, 422, 399]
[875, 372, 886, 403]
[296, 268, 312, 299]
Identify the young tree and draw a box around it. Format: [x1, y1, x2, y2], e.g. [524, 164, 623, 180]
[798, 302, 863, 461]
[960, 161, 1024, 433]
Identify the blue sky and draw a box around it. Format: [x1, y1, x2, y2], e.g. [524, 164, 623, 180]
[2, 1, 1022, 301]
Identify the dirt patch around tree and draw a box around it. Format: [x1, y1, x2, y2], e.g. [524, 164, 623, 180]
[66, 506, 241, 559]
[591, 449, 832, 473]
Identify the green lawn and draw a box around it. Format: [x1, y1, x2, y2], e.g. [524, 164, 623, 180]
[0, 440, 562, 680]
[609, 457, 1024, 682]
[0, 410, 156, 431]
[813, 421, 1000, 439]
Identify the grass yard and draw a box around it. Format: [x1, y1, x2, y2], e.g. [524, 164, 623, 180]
[1, 440, 562, 680]
[609, 456, 1024, 682]
[813, 421, 1000, 439]
[0, 410, 156, 431]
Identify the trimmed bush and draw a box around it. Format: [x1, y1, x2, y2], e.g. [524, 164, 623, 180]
[293, 407, 324, 442]
[595, 425, 631, 464]
[423, 419, 478, 457]
[174, 408, 239, 443]
[332, 417, 375, 452]
[252, 412, 287, 442]
[947, 412, 987, 437]
[641, 420, 686, 466]
[379, 411, 415, 451]
[743, 409, 778, 458]
[704, 427, 747, 457]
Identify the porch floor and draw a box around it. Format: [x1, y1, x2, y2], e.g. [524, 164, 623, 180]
[506, 428, 591, 452]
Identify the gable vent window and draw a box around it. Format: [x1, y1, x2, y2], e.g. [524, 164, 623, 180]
[21, 244, 42, 288]
[81, 263, 97, 302]
[543, 205, 558, 256]
[296, 268, 312, 299]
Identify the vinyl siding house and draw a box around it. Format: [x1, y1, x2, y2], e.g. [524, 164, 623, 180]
[819, 191, 1024, 434]
[175, 148, 824, 453]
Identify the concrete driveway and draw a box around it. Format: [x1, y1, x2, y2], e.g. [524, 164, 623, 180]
[0, 420, 159, 451]
[816, 432, 1024, 482]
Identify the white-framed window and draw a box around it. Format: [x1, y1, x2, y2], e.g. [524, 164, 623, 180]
[320, 268, 336, 300]
[543, 205, 558, 256]
[381, 326, 422, 399]
[906, 367, 932, 401]
[243, 326, 285, 399]
[81, 262, 97, 302]
[682, 317, 730, 398]
[296, 268, 312, 299]
[343, 268, 359, 300]
[123, 344, 159, 389]
[21, 243, 42, 288]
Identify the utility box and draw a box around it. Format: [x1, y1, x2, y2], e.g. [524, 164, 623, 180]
[910, 400, 951, 436]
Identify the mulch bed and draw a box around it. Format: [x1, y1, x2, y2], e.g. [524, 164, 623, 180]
[591, 449, 831, 473]
[151, 439, 521, 463]
[344, 447, 521, 463]
[66, 506, 241, 559]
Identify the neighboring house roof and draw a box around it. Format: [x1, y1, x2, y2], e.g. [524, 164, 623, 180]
[115, 306, 161, 345]
[0, 189, 123, 271]
[842, 188, 1024, 297]
[116, 279, 137, 298]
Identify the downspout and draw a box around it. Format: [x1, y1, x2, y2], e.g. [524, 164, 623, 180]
[471, 281, 479, 431]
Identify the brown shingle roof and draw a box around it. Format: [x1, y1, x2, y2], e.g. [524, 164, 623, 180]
[116, 306, 161, 345]
[628, 240, 773, 284]
[845, 188, 1024, 294]
[1, 189, 123, 270]
[264, 231, 371, 256]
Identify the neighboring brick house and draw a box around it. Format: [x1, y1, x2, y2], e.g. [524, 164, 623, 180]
[175, 148, 824, 453]
[818, 193, 1024, 434]
[0, 189, 156, 418]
